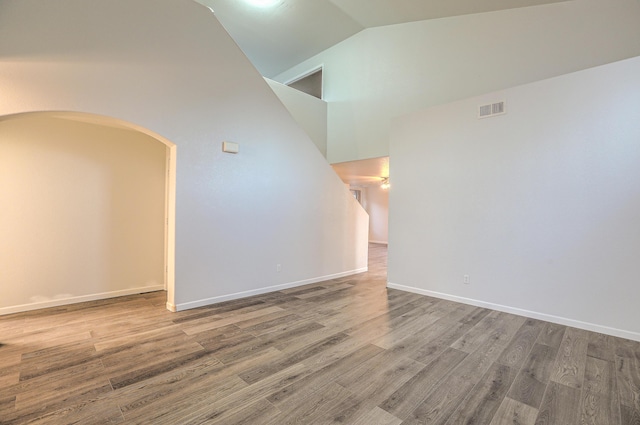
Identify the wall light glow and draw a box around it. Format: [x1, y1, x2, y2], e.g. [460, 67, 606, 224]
[245, 0, 280, 7]
[380, 177, 390, 190]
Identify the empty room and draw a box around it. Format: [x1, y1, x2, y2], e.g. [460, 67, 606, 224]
[1, 0, 639, 424]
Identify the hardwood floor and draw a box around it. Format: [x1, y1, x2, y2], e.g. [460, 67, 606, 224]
[1, 243, 639, 424]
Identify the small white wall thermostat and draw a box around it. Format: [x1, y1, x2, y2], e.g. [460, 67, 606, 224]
[222, 141, 239, 154]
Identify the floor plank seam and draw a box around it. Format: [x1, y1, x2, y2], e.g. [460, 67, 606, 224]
[2, 244, 639, 424]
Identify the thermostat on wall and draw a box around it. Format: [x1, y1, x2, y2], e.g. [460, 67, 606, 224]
[222, 141, 239, 154]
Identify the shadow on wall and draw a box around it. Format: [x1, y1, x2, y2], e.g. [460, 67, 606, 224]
[0, 0, 369, 315]
[0, 112, 176, 314]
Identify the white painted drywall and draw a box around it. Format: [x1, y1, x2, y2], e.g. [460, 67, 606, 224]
[275, 0, 640, 164]
[0, 0, 368, 313]
[361, 185, 389, 244]
[0, 115, 166, 311]
[265, 78, 328, 157]
[388, 56, 640, 341]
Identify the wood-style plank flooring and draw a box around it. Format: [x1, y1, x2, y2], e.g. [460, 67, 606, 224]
[1, 244, 639, 424]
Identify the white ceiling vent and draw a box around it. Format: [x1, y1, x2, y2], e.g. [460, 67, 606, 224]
[478, 101, 506, 119]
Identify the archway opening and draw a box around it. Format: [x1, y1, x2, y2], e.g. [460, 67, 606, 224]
[0, 112, 176, 314]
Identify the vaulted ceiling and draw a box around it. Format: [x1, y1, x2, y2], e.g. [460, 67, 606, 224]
[198, 0, 570, 77]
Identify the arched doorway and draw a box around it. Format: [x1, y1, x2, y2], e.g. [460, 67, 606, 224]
[0, 112, 176, 314]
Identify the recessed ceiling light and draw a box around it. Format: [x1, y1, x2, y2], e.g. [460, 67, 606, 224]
[245, 0, 280, 7]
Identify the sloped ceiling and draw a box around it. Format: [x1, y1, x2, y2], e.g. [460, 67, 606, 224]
[198, 0, 570, 77]
[327, 0, 570, 27]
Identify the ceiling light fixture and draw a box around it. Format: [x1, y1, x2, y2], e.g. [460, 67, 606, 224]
[380, 177, 390, 190]
[244, 0, 280, 7]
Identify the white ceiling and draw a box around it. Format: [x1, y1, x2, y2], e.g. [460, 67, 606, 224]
[332, 156, 389, 187]
[198, 0, 569, 77]
[327, 0, 569, 27]
[198, 0, 569, 184]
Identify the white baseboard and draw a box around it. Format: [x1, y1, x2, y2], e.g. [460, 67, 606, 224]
[387, 282, 640, 343]
[0, 285, 165, 316]
[369, 240, 388, 245]
[170, 268, 368, 312]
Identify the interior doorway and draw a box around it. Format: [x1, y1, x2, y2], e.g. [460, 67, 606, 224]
[331, 156, 390, 245]
[0, 112, 176, 315]
[331, 156, 390, 280]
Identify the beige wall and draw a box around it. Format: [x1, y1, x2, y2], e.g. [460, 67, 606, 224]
[266, 78, 328, 157]
[0, 0, 369, 313]
[0, 114, 167, 312]
[362, 185, 388, 244]
[388, 57, 640, 341]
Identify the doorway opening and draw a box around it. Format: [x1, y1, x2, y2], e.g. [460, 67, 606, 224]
[331, 156, 389, 244]
[0, 112, 176, 315]
[331, 156, 390, 278]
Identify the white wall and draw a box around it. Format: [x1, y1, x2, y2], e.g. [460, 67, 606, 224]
[0, 0, 369, 313]
[361, 185, 389, 244]
[265, 78, 328, 157]
[275, 0, 640, 164]
[388, 56, 640, 341]
[0, 115, 166, 312]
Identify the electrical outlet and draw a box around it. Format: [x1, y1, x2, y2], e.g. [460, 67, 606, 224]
[463, 274, 470, 284]
[276, 264, 282, 272]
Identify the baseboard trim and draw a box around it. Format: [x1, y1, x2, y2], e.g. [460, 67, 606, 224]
[369, 240, 388, 245]
[0, 285, 165, 316]
[387, 282, 640, 342]
[171, 268, 368, 312]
